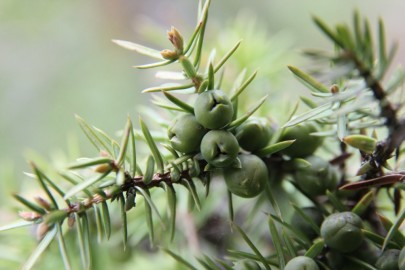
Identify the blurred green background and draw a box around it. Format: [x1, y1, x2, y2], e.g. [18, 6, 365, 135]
[0, 0, 404, 269]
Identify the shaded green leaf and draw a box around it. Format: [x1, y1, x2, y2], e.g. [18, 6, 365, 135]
[347, 256, 378, 270]
[163, 91, 194, 113]
[67, 157, 112, 170]
[228, 95, 267, 128]
[57, 223, 71, 270]
[326, 190, 348, 212]
[142, 82, 194, 93]
[268, 216, 285, 269]
[182, 178, 201, 211]
[101, 201, 111, 239]
[230, 70, 258, 101]
[362, 229, 400, 249]
[227, 191, 234, 221]
[213, 40, 242, 73]
[139, 117, 164, 173]
[135, 187, 165, 228]
[0, 220, 34, 232]
[31, 164, 59, 209]
[116, 118, 132, 166]
[232, 223, 272, 270]
[160, 182, 177, 241]
[162, 248, 198, 270]
[75, 213, 90, 270]
[13, 194, 46, 214]
[283, 102, 333, 128]
[269, 214, 311, 246]
[255, 140, 296, 157]
[382, 207, 405, 250]
[64, 170, 111, 199]
[288, 65, 329, 93]
[304, 239, 325, 258]
[352, 190, 374, 216]
[292, 204, 321, 235]
[112, 39, 164, 59]
[75, 115, 112, 155]
[143, 155, 155, 185]
[313, 16, 344, 48]
[22, 225, 57, 270]
[119, 193, 128, 250]
[93, 205, 104, 243]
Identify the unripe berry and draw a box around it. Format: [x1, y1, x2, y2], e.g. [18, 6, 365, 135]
[285, 256, 319, 270]
[200, 130, 239, 167]
[399, 247, 405, 270]
[293, 155, 338, 197]
[279, 122, 323, 158]
[235, 117, 274, 152]
[194, 89, 234, 129]
[375, 249, 400, 270]
[168, 114, 207, 153]
[320, 212, 364, 253]
[223, 154, 267, 198]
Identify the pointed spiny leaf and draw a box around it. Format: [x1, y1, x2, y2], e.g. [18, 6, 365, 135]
[207, 63, 214, 90]
[31, 163, 59, 209]
[228, 95, 267, 129]
[0, 220, 34, 232]
[160, 182, 177, 242]
[135, 187, 165, 228]
[268, 216, 286, 269]
[313, 16, 344, 48]
[139, 117, 164, 173]
[118, 193, 128, 250]
[13, 194, 46, 214]
[213, 40, 242, 73]
[230, 70, 258, 101]
[57, 224, 71, 270]
[255, 140, 296, 157]
[112, 39, 164, 59]
[64, 170, 111, 199]
[162, 248, 198, 270]
[232, 224, 272, 270]
[163, 91, 194, 113]
[351, 190, 375, 216]
[182, 178, 201, 211]
[75, 115, 112, 156]
[22, 226, 57, 270]
[101, 201, 111, 239]
[143, 155, 155, 185]
[288, 65, 329, 93]
[67, 157, 112, 170]
[304, 239, 325, 258]
[382, 207, 405, 250]
[282, 102, 333, 128]
[116, 118, 132, 166]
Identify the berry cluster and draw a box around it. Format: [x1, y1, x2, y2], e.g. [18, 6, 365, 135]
[168, 89, 273, 198]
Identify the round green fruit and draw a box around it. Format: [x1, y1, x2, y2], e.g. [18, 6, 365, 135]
[320, 212, 364, 253]
[293, 155, 338, 197]
[279, 122, 323, 158]
[235, 117, 274, 152]
[399, 247, 405, 270]
[291, 207, 324, 240]
[326, 251, 367, 270]
[285, 256, 319, 270]
[200, 130, 239, 167]
[168, 114, 207, 153]
[376, 249, 400, 270]
[223, 154, 267, 198]
[194, 89, 234, 129]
